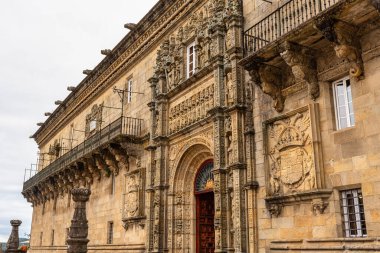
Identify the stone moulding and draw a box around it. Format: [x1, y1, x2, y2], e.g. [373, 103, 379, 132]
[263, 103, 331, 216]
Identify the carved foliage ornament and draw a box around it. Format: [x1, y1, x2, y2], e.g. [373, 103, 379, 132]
[265, 106, 316, 196]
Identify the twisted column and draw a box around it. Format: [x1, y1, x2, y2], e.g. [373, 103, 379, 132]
[67, 188, 91, 253]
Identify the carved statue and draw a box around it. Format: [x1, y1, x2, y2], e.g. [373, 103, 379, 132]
[226, 72, 234, 106]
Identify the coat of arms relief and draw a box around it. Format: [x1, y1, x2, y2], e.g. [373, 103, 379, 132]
[267, 111, 315, 195]
[264, 104, 332, 216]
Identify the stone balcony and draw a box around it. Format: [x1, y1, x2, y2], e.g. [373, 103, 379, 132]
[22, 116, 146, 205]
[241, 0, 380, 112]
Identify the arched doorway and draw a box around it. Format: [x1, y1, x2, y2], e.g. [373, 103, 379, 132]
[194, 160, 215, 253]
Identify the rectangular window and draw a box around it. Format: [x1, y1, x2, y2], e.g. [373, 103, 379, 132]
[340, 188, 367, 237]
[42, 201, 46, 215]
[333, 77, 355, 130]
[111, 173, 116, 195]
[127, 79, 133, 103]
[51, 230, 55, 246]
[40, 232, 43, 246]
[65, 228, 69, 245]
[107, 221, 114, 244]
[67, 192, 71, 208]
[187, 42, 196, 78]
[89, 119, 97, 132]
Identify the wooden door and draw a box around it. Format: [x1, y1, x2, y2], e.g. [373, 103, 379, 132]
[196, 192, 215, 253]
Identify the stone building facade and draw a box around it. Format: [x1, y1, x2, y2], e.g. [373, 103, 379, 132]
[22, 0, 380, 252]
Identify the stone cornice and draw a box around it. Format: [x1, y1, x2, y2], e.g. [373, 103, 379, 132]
[33, 0, 203, 147]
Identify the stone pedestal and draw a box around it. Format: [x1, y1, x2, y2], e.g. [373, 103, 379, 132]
[67, 188, 91, 253]
[5, 220, 22, 253]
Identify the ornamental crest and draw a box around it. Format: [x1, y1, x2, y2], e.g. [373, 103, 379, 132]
[124, 174, 139, 217]
[266, 109, 316, 195]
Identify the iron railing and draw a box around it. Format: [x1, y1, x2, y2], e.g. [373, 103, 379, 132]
[23, 116, 144, 192]
[244, 0, 341, 54]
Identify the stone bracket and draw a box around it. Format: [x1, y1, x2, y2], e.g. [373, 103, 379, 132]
[265, 189, 332, 217]
[248, 63, 284, 112]
[280, 41, 319, 100]
[315, 17, 364, 79]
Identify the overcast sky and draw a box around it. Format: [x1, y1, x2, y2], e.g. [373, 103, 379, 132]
[0, 0, 158, 242]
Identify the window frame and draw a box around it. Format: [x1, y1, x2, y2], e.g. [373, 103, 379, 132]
[127, 79, 133, 103]
[107, 221, 114, 244]
[332, 76, 355, 130]
[187, 42, 196, 78]
[340, 188, 367, 237]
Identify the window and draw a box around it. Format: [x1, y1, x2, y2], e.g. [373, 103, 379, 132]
[67, 192, 71, 207]
[89, 119, 97, 132]
[107, 221, 114, 244]
[51, 230, 55, 246]
[127, 79, 133, 103]
[333, 77, 355, 129]
[42, 201, 46, 215]
[340, 188, 367, 237]
[65, 228, 69, 245]
[111, 173, 116, 195]
[40, 232, 43, 246]
[187, 42, 196, 78]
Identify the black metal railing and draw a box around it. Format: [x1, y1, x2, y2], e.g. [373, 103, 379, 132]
[244, 0, 341, 54]
[23, 116, 144, 192]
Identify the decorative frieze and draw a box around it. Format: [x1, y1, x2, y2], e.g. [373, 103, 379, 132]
[168, 85, 214, 134]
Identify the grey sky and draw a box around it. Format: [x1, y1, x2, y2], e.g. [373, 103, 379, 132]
[0, 0, 158, 242]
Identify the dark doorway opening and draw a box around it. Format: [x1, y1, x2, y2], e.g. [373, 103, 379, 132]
[196, 191, 215, 253]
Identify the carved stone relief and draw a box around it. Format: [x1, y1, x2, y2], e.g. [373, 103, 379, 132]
[85, 103, 103, 137]
[315, 17, 364, 79]
[169, 85, 214, 134]
[265, 108, 315, 195]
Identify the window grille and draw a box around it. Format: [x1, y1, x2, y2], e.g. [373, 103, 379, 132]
[107, 221, 114, 244]
[127, 79, 133, 103]
[333, 77, 355, 129]
[340, 188, 367, 237]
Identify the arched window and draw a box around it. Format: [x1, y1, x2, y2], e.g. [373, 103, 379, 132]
[194, 160, 214, 193]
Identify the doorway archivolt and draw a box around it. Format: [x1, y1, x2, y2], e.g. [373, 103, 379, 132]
[168, 142, 213, 252]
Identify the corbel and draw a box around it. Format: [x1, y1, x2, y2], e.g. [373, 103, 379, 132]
[315, 17, 363, 79]
[268, 203, 282, 217]
[85, 157, 101, 181]
[248, 63, 284, 112]
[108, 144, 129, 171]
[280, 41, 319, 100]
[311, 198, 328, 215]
[93, 154, 110, 177]
[78, 160, 94, 187]
[102, 148, 120, 176]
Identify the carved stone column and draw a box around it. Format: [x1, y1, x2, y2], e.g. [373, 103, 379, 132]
[5, 220, 22, 253]
[67, 188, 91, 253]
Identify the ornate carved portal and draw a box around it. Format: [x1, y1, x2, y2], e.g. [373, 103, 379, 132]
[195, 160, 215, 253]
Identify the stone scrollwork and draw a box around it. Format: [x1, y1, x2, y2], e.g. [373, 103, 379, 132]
[248, 64, 284, 112]
[315, 17, 364, 79]
[85, 103, 103, 137]
[280, 41, 319, 100]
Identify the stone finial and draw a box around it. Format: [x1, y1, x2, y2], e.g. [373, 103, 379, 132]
[6, 220, 22, 253]
[67, 188, 91, 253]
